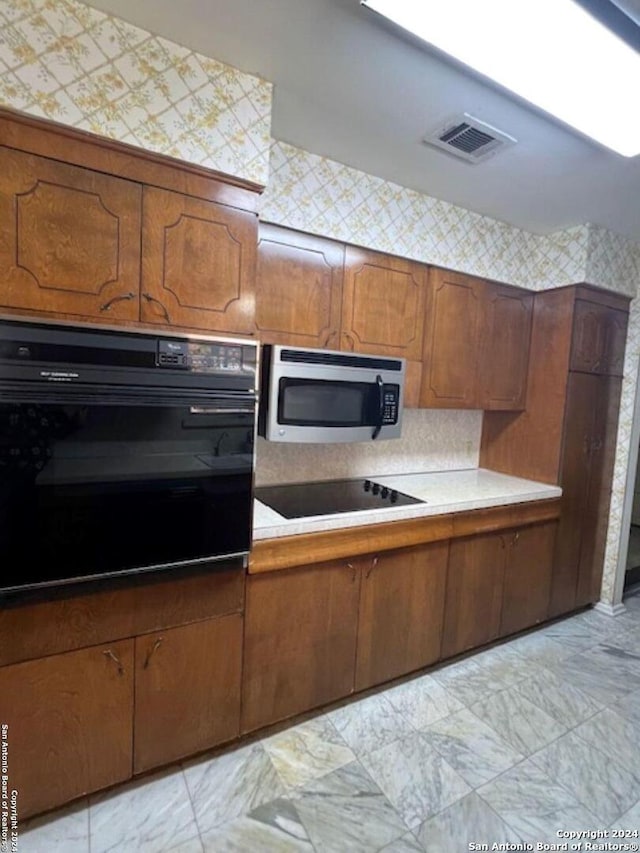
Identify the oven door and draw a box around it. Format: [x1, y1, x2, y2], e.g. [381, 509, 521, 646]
[0, 398, 255, 594]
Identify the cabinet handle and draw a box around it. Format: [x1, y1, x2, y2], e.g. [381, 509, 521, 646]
[512, 531, 520, 547]
[343, 333, 355, 351]
[323, 331, 338, 348]
[142, 293, 171, 323]
[103, 648, 124, 676]
[346, 561, 358, 582]
[100, 292, 135, 313]
[365, 555, 379, 579]
[499, 535, 506, 549]
[143, 637, 164, 669]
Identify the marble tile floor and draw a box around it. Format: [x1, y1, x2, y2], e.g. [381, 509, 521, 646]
[19, 588, 640, 853]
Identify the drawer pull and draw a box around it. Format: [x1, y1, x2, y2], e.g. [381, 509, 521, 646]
[100, 292, 135, 312]
[365, 555, 379, 579]
[143, 637, 164, 669]
[143, 293, 171, 323]
[103, 648, 124, 676]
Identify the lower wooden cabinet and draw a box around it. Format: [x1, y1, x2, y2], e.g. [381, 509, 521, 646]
[355, 542, 448, 691]
[442, 531, 507, 658]
[241, 561, 360, 733]
[134, 615, 243, 773]
[443, 521, 557, 657]
[0, 640, 133, 819]
[500, 522, 557, 636]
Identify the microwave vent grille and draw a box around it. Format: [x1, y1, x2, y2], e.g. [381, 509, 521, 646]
[280, 349, 402, 371]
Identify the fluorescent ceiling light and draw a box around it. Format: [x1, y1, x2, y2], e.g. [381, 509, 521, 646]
[361, 0, 640, 157]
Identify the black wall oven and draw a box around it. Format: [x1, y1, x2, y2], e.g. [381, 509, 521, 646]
[0, 317, 257, 595]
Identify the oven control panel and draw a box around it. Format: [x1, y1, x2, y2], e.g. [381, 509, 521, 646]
[157, 340, 245, 373]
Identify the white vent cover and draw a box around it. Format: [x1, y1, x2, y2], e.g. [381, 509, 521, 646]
[423, 113, 517, 163]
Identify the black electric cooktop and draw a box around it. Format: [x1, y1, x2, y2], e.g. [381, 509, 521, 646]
[255, 478, 423, 519]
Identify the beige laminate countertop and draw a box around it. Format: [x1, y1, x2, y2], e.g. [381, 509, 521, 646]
[253, 468, 562, 541]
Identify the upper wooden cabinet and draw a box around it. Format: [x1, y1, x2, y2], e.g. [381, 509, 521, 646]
[341, 246, 428, 361]
[255, 223, 344, 348]
[570, 298, 628, 376]
[0, 146, 142, 323]
[421, 269, 532, 410]
[141, 186, 257, 334]
[421, 269, 482, 408]
[0, 640, 134, 819]
[479, 283, 533, 410]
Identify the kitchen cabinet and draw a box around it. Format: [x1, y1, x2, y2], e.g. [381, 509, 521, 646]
[500, 521, 557, 635]
[140, 186, 257, 334]
[570, 298, 627, 376]
[479, 283, 533, 410]
[482, 285, 629, 617]
[550, 371, 622, 616]
[355, 541, 448, 691]
[241, 560, 360, 732]
[0, 640, 133, 819]
[421, 269, 532, 410]
[256, 223, 344, 348]
[0, 146, 141, 323]
[134, 614, 243, 773]
[441, 530, 506, 657]
[0, 111, 260, 335]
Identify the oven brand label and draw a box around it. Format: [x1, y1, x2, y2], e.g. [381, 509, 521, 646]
[40, 370, 79, 381]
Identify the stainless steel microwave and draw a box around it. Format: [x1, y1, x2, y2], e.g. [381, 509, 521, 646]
[258, 345, 405, 443]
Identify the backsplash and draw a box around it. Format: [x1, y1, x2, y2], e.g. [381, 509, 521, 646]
[0, 0, 272, 184]
[255, 409, 482, 486]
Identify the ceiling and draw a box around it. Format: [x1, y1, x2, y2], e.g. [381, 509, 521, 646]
[82, 0, 640, 241]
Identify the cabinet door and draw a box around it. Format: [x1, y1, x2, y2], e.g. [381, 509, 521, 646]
[575, 375, 623, 607]
[0, 640, 133, 818]
[570, 300, 628, 376]
[421, 269, 482, 408]
[550, 372, 598, 617]
[242, 560, 360, 732]
[141, 186, 257, 333]
[341, 246, 427, 361]
[442, 531, 506, 658]
[256, 223, 344, 348]
[134, 615, 242, 773]
[500, 522, 556, 636]
[355, 542, 448, 691]
[0, 146, 141, 322]
[479, 283, 533, 410]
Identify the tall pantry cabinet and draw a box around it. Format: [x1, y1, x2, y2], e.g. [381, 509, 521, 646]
[481, 285, 629, 615]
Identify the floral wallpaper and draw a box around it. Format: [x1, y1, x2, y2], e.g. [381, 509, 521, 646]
[0, 0, 272, 184]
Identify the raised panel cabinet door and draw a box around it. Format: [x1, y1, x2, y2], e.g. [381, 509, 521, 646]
[500, 522, 557, 636]
[0, 146, 141, 322]
[421, 269, 482, 408]
[601, 308, 628, 377]
[134, 614, 243, 774]
[570, 300, 608, 374]
[241, 560, 360, 733]
[549, 372, 598, 617]
[480, 283, 533, 410]
[341, 246, 427, 360]
[441, 531, 507, 659]
[256, 223, 344, 348]
[0, 640, 133, 819]
[141, 186, 257, 334]
[355, 541, 448, 691]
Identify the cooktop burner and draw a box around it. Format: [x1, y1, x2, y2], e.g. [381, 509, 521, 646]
[255, 478, 423, 519]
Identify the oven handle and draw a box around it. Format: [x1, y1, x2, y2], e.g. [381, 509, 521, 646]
[189, 405, 255, 415]
[372, 374, 384, 440]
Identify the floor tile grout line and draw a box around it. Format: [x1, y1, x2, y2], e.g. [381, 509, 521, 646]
[179, 763, 207, 847]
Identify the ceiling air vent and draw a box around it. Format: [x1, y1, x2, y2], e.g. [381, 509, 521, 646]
[423, 113, 517, 163]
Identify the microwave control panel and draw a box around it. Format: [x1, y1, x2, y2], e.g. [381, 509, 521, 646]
[382, 386, 400, 424]
[157, 340, 246, 373]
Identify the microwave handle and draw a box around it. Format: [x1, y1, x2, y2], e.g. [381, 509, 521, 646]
[372, 374, 384, 440]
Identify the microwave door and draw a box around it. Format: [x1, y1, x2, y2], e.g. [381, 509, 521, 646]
[371, 375, 384, 440]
